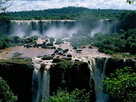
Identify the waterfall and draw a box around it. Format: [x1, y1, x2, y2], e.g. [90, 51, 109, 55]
[123, 59, 126, 67]
[91, 19, 119, 36]
[86, 57, 109, 102]
[114, 20, 118, 33]
[9, 20, 76, 37]
[32, 63, 51, 102]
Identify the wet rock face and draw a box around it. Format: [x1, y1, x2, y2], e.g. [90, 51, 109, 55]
[0, 60, 34, 102]
[50, 60, 93, 95]
[69, 62, 91, 91]
[105, 58, 136, 76]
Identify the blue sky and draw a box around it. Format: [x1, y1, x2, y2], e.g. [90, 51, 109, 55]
[7, 0, 136, 11]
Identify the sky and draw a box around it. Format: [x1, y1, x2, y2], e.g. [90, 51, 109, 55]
[7, 0, 136, 11]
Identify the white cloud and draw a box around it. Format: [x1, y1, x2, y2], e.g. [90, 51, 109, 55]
[7, 0, 136, 11]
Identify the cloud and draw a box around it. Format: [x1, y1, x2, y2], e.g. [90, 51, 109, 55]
[7, 0, 136, 11]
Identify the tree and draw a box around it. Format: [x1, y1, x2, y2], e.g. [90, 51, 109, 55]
[0, 77, 17, 102]
[49, 89, 90, 102]
[127, 0, 134, 4]
[0, 0, 13, 13]
[103, 66, 136, 102]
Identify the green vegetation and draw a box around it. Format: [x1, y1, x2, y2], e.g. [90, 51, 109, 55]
[103, 66, 136, 102]
[24, 36, 38, 44]
[70, 28, 136, 57]
[70, 10, 136, 58]
[0, 35, 39, 50]
[55, 39, 64, 44]
[119, 11, 136, 31]
[0, 5, 136, 102]
[0, 57, 32, 67]
[127, 0, 135, 4]
[0, 77, 17, 102]
[49, 89, 90, 102]
[0, 36, 12, 49]
[42, 55, 53, 60]
[0, 35, 25, 49]
[7, 7, 124, 20]
[0, 14, 10, 20]
[93, 29, 136, 55]
[50, 38, 55, 43]
[70, 32, 92, 47]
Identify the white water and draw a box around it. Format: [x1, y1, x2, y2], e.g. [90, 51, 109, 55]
[114, 20, 118, 33]
[10, 20, 78, 38]
[32, 63, 50, 102]
[85, 57, 109, 102]
[123, 59, 126, 67]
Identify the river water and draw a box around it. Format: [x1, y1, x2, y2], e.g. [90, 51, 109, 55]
[0, 46, 54, 59]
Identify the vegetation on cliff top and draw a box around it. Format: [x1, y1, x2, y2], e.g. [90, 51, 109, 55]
[0, 56, 32, 67]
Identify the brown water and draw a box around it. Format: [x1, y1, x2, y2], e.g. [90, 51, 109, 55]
[0, 46, 54, 59]
[0, 41, 109, 59]
[55, 42, 109, 58]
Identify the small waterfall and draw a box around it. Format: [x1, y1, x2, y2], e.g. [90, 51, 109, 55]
[87, 57, 109, 102]
[32, 63, 51, 102]
[114, 20, 118, 33]
[123, 59, 126, 68]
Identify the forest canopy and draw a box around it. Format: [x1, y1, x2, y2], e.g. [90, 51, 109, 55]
[7, 7, 125, 20]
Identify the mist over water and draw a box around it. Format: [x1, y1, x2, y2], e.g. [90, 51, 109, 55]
[9, 20, 80, 38]
[0, 19, 119, 38]
[90, 19, 119, 36]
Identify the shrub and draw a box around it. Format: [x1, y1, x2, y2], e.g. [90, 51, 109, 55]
[49, 89, 90, 102]
[42, 55, 53, 60]
[103, 66, 136, 102]
[0, 77, 17, 102]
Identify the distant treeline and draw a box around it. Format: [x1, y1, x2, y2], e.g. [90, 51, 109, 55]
[2, 7, 126, 20]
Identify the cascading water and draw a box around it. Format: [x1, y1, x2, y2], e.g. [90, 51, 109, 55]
[9, 20, 77, 37]
[0, 19, 120, 37]
[91, 19, 119, 36]
[114, 20, 118, 33]
[32, 63, 51, 102]
[85, 57, 109, 102]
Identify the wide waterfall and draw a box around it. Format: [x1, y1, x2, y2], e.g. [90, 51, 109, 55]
[0, 19, 119, 37]
[32, 62, 51, 102]
[9, 20, 77, 37]
[83, 57, 109, 102]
